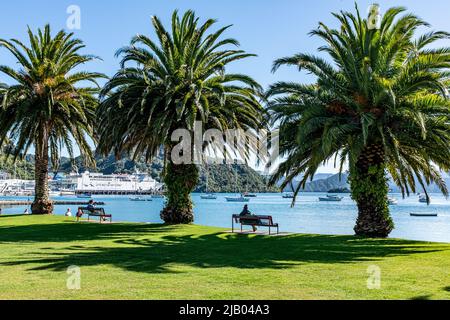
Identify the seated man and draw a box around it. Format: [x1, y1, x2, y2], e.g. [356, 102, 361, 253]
[86, 200, 107, 222]
[239, 205, 258, 232]
[87, 199, 95, 212]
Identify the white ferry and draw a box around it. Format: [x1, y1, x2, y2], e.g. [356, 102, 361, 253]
[58, 171, 163, 195]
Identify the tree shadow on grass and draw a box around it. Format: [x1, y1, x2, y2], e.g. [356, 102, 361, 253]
[0, 221, 448, 274]
[410, 295, 432, 300]
[0, 219, 178, 243]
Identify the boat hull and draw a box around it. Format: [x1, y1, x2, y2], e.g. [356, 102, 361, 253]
[410, 213, 438, 217]
[225, 197, 250, 203]
[129, 198, 147, 202]
[201, 195, 217, 200]
[319, 198, 343, 202]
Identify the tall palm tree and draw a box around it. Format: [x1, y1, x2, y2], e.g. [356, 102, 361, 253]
[0, 25, 104, 214]
[268, 6, 450, 237]
[97, 10, 264, 224]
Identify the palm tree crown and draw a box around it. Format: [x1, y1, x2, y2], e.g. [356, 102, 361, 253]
[98, 10, 263, 159]
[0, 25, 104, 213]
[268, 6, 450, 236]
[97, 10, 265, 224]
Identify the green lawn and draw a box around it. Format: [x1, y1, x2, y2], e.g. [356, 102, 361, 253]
[0, 215, 449, 300]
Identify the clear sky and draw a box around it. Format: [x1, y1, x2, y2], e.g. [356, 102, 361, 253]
[1, 0, 449, 172]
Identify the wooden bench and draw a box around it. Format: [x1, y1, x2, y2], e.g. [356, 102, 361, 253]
[232, 214, 279, 235]
[78, 207, 112, 223]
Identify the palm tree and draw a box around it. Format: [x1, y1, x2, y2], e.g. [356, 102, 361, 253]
[0, 25, 104, 214]
[97, 10, 264, 224]
[268, 5, 450, 237]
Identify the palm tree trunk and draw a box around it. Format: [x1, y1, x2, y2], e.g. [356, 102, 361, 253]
[160, 147, 199, 224]
[350, 144, 394, 237]
[31, 128, 54, 215]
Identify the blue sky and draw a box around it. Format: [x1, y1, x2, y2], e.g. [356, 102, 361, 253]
[1, 0, 449, 172]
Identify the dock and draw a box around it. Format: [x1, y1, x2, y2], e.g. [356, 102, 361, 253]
[0, 200, 105, 207]
[75, 190, 155, 195]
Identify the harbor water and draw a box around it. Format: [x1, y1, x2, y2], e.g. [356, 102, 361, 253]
[1, 193, 449, 243]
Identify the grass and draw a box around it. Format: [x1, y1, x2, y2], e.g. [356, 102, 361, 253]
[0, 215, 449, 300]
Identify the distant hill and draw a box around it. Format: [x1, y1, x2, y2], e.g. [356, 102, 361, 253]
[197, 164, 278, 193]
[283, 173, 350, 192]
[283, 172, 450, 194]
[0, 155, 35, 180]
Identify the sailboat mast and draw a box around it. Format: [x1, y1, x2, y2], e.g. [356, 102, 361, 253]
[234, 164, 238, 195]
[205, 166, 209, 194]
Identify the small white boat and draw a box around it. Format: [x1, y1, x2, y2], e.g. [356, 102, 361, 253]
[201, 168, 217, 199]
[49, 191, 61, 197]
[243, 192, 257, 198]
[282, 193, 294, 199]
[225, 196, 250, 203]
[226, 165, 250, 203]
[410, 212, 438, 217]
[201, 193, 217, 200]
[60, 190, 76, 196]
[129, 197, 147, 202]
[77, 193, 92, 199]
[388, 197, 398, 205]
[319, 195, 344, 202]
[419, 195, 429, 203]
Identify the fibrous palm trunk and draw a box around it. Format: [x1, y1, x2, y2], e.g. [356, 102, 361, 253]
[31, 130, 54, 215]
[350, 144, 394, 238]
[160, 160, 199, 224]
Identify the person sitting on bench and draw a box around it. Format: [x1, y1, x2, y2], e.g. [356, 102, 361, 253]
[87, 199, 95, 212]
[86, 200, 107, 222]
[239, 205, 258, 232]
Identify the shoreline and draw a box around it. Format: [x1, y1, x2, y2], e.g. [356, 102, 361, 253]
[2, 214, 449, 244]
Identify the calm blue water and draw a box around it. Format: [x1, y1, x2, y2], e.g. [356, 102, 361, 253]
[1, 193, 449, 243]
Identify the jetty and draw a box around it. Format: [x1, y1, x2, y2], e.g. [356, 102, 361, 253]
[0, 200, 105, 207]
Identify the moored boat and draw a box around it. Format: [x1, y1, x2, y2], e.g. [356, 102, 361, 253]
[201, 167, 217, 200]
[60, 190, 76, 196]
[410, 212, 438, 217]
[388, 197, 398, 205]
[319, 195, 343, 202]
[201, 193, 217, 200]
[129, 197, 147, 202]
[225, 196, 250, 203]
[282, 193, 294, 199]
[419, 195, 430, 203]
[243, 192, 257, 198]
[226, 165, 250, 203]
[77, 192, 92, 199]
